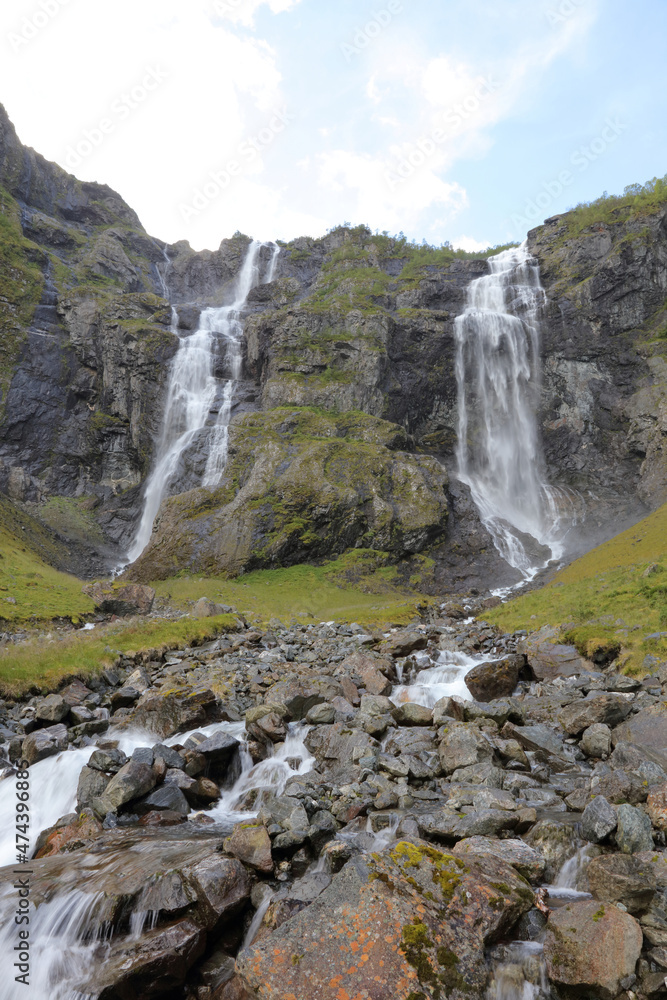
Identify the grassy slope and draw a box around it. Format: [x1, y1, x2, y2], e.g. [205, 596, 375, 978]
[486, 502, 667, 673]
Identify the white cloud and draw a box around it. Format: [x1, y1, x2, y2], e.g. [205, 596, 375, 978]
[452, 235, 491, 252]
[211, 0, 303, 28]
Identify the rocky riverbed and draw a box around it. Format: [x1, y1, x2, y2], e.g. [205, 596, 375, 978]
[1, 605, 667, 999]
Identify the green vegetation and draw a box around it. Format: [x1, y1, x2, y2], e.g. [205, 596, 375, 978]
[486, 502, 667, 673]
[0, 497, 94, 626]
[0, 615, 238, 697]
[152, 552, 427, 626]
[561, 174, 667, 238]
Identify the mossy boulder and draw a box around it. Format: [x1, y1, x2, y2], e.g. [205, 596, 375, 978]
[128, 408, 448, 581]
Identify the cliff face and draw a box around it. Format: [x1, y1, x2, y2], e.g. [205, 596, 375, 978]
[1, 99, 666, 590]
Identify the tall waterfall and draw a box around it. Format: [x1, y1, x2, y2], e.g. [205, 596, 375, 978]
[125, 240, 279, 565]
[455, 243, 564, 577]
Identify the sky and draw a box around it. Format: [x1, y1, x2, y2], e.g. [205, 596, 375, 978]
[1, 0, 666, 252]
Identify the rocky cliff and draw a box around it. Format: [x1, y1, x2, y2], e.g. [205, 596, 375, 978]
[1, 100, 666, 591]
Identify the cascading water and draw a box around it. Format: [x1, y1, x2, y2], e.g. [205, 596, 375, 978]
[124, 239, 280, 565]
[455, 243, 567, 578]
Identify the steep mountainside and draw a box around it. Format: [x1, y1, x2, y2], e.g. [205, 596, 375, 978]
[1, 101, 666, 592]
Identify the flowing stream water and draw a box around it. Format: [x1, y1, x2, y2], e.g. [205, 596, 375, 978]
[124, 240, 279, 566]
[455, 244, 572, 579]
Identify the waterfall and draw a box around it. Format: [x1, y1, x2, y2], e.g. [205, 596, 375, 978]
[125, 239, 280, 565]
[454, 243, 564, 578]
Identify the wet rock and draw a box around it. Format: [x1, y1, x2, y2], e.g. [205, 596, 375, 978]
[582, 796, 618, 843]
[34, 809, 103, 858]
[225, 823, 273, 873]
[196, 731, 241, 765]
[648, 783, 667, 831]
[80, 918, 205, 998]
[135, 784, 190, 816]
[236, 840, 533, 1000]
[581, 723, 612, 758]
[464, 655, 522, 702]
[544, 899, 643, 999]
[453, 836, 546, 884]
[433, 695, 465, 725]
[616, 802, 654, 854]
[378, 630, 428, 657]
[559, 693, 631, 736]
[139, 809, 187, 827]
[92, 760, 157, 815]
[21, 723, 68, 764]
[262, 872, 332, 933]
[525, 820, 578, 883]
[82, 580, 156, 615]
[151, 743, 186, 770]
[184, 854, 251, 934]
[587, 853, 656, 913]
[264, 676, 343, 720]
[129, 689, 218, 739]
[304, 723, 378, 771]
[87, 748, 128, 773]
[394, 702, 433, 726]
[35, 693, 69, 723]
[307, 810, 338, 853]
[247, 712, 287, 744]
[77, 765, 111, 811]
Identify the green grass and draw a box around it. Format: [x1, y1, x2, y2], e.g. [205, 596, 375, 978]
[152, 553, 426, 627]
[0, 510, 95, 627]
[0, 615, 239, 697]
[560, 174, 667, 239]
[486, 502, 667, 673]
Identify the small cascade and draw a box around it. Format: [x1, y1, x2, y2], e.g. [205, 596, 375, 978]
[487, 941, 549, 1000]
[125, 239, 280, 565]
[455, 244, 571, 579]
[391, 648, 489, 707]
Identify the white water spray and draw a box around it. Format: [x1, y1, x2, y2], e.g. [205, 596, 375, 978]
[125, 240, 279, 565]
[455, 244, 567, 578]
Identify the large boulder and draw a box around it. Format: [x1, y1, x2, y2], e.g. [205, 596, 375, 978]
[128, 688, 218, 738]
[263, 676, 343, 720]
[236, 840, 533, 1000]
[92, 760, 157, 815]
[82, 580, 156, 615]
[520, 632, 592, 681]
[438, 724, 494, 774]
[613, 704, 667, 753]
[558, 693, 631, 736]
[21, 724, 68, 764]
[544, 899, 643, 999]
[464, 656, 523, 702]
[453, 837, 546, 884]
[587, 853, 656, 914]
[35, 693, 69, 723]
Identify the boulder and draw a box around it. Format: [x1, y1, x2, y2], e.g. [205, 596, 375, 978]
[587, 853, 656, 914]
[196, 731, 241, 765]
[615, 803, 654, 854]
[453, 837, 546, 884]
[464, 656, 523, 702]
[35, 693, 69, 723]
[559, 694, 631, 736]
[129, 689, 218, 738]
[500, 722, 567, 763]
[135, 784, 190, 816]
[648, 783, 667, 831]
[438, 724, 493, 775]
[520, 633, 592, 681]
[544, 900, 643, 999]
[582, 796, 618, 843]
[236, 840, 533, 1000]
[419, 808, 519, 842]
[378, 630, 428, 657]
[264, 676, 343, 720]
[92, 760, 157, 815]
[35, 809, 103, 858]
[77, 765, 111, 812]
[524, 820, 578, 883]
[393, 702, 433, 726]
[193, 596, 229, 617]
[581, 723, 612, 758]
[613, 705, 667, 753]
[225, 823, 273, 873]
[110, 686, 140, 710]
[21, 724, 68, 765]
[305, 702, 336, 725]
[357, 662, 392, 696]
[82, 580, 156, 615]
